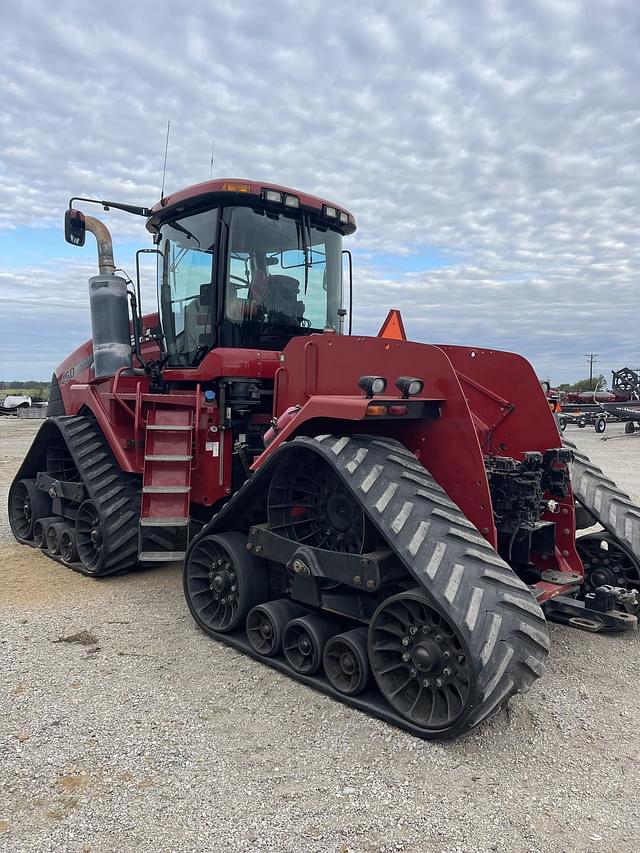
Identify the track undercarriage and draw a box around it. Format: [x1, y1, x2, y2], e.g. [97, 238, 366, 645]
[8, 415, 171, 576]
[183, 434, 552, 739]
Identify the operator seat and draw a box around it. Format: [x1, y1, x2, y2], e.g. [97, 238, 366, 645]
[262, 275, 305, 324]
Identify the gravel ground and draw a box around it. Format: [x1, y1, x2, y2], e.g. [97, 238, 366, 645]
[1, 418, 640, 853]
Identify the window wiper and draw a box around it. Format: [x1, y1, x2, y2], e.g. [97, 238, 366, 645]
[297, 216, 311, 294]
[171, 221, 201, 247]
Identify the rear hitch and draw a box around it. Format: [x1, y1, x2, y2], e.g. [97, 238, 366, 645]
[545, 584, 639, 633]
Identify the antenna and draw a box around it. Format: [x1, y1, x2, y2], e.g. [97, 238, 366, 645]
[209, 137, 215, 179]
[161, 120, 171, 201]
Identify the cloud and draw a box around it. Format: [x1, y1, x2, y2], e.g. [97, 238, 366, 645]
[1, 0, 639, 383]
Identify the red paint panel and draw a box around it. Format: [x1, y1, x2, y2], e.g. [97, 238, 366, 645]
[271, 334, 497, 546]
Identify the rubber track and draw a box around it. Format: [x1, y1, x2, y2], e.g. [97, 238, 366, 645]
[564, 437, 640, 564]
[18, 416, 141, 576]
[193, 434, 550, 738]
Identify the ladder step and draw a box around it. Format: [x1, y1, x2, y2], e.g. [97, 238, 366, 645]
[147, 424, 192, 431]
[140, 517, 190, 527]
[142, 485, 191, 494]
[144, 455, 192, 462]
[139, 551, 186, 562]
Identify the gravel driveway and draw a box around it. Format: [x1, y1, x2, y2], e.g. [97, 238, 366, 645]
[1, 418, 639, 853]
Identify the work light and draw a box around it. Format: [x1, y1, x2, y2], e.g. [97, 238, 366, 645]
[358, 375, 387, 397]
[396, 376, 424, 397]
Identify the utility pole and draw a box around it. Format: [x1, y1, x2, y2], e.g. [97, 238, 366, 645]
[585, 353, 599, 389]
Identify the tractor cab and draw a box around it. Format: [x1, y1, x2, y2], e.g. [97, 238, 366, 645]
[145, 180, 356, 366]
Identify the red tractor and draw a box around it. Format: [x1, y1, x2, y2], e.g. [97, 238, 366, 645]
[9, 178, 640, 739]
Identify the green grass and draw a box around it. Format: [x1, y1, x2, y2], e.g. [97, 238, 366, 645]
[0, 383, 49, 402]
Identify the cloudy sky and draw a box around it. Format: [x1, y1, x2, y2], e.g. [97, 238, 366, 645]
[1, 0, 639, 385]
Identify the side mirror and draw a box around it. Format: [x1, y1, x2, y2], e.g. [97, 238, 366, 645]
[65, 209, 86, 246]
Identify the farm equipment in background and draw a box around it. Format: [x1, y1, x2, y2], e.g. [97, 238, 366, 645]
[557, 410, 608, 434]
[600, 367, 640, 434]
[8, 178, 640, 740]
[0, 395, 32, 416]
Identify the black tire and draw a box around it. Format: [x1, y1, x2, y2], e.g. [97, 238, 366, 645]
[595, 417, 606, 434]
[323, 627, 370, 696]
[283, 613, 340, 675]
[577, 416, 586, 428]
[565, 436, 640, 569]
[625, 421, 636, 434]
[369, 589, 475, 732]
[33, 516, 60, 549]
[46, 522, 68, 556]
[559, 417, 567, 432]
[267, 453, 374, 554]
[184, 532, 268, 634]
[246, 599, 308, 656]
[60, 527, 78, 563]
[76, 500, 108, 575]
[576, 532, 640, 594]
[8, 478, 52, 541]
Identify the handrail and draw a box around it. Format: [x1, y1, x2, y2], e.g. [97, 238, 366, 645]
[112, 368, 136, 421]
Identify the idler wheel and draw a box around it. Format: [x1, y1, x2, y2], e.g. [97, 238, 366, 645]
[8, 478, 52, 541]
[576, 532, 640, 595]
[246, 599, 308, 656]
[283, 613, 340, 675]
[369, 589, 472, 733]
[323, 627, 370, 696]
[184, 533, 268, 634]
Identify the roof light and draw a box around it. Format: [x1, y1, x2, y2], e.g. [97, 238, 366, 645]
[396, 376, 424, 398]
[339, 211, 349, 224]
[221, 182, 252, 193]
[284, 194, 300, 208]
[323, 205, 338, 219]
[358, 375, 387, 397]
[263, 189, 283, 203]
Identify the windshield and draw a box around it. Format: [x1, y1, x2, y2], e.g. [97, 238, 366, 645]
[224, 206, 342, 349]
[157, 208, 219, 366]
[156, 203, 344, 364]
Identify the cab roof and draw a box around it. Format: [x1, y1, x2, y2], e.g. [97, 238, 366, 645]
[147, 178, 356, 235]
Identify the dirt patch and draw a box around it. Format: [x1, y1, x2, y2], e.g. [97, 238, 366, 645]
[52, 630, 99, 647]
[0, 543, 103, 609]
[57, 772, 90, 795]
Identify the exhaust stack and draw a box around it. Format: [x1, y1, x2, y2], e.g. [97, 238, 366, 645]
[65, 208, 132, 378]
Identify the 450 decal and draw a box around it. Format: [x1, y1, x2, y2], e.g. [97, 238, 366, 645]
[59, 354, 94, 385]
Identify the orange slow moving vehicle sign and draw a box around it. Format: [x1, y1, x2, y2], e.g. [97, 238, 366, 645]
[377, 309, 407, 341]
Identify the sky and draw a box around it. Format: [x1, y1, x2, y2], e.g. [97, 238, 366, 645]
[1, 0, 639, 385]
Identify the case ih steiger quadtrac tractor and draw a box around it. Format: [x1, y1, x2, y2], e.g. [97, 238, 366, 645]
[8, 178, 640, 739]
